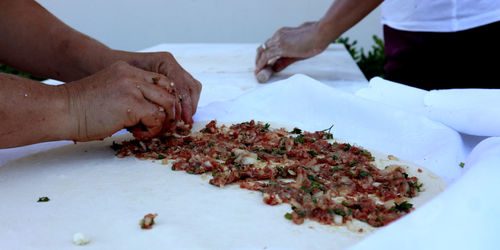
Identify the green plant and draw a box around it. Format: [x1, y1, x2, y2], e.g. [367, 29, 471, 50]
[335, 35, 385, 80]
[0, 63, 46, 81]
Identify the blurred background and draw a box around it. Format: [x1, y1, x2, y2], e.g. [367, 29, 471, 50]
[36, 0, 382, 51]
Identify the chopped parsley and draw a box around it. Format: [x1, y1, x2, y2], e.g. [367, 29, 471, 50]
[295, 134, 305, 144]
[307, 150, 318, 157]
[284, 213, 293, 220]
[291, 128, 302, 134]
[359, 171, 373, 177]
[301, 186, 312, 194]
[152, 77, 159, 84]
[37, 197, 50, 202]
[320, 124, 334, 139]
[328, 208, 346, 216]
[390, 201, 413, 212]
[459, 162, 465, 168]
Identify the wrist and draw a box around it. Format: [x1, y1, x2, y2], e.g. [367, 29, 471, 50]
[54, 83, 82, 141]
[317, 18, 341, 45]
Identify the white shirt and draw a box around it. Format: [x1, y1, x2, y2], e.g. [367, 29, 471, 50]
[381, 0, 500, 32]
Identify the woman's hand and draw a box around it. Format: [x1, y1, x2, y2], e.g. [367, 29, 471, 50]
[116, 51, 202, 125]
[63, 61, 181, 141]
[255, 22, 331, 79]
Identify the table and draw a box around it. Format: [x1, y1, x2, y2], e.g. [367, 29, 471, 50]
[1, 43, 498, 250]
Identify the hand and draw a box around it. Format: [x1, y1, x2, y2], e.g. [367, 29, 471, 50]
[255, 22, 331, 80]
[126, 52, 202, 125]
[63, 61, 181, 141]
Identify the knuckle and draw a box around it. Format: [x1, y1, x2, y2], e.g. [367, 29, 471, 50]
[158, 51, 174, 61]
[110, 60, 130, 70]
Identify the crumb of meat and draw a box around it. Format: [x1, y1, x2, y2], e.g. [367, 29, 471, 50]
[140, 213, 158, 229]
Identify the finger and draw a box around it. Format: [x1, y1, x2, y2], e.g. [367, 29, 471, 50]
[188, 79, 201, 115]
[174, 95, 182, 125]
[255, 44, 265, 65]
[256, 67, 273, 83]
[131, 103, 166, 139]
[135, 79, 178, 128]
[255, 47, 282, 74]
[179, 93, 194, 124]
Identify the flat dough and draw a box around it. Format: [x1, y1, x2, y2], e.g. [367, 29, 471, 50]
[0, 121, 445, 250]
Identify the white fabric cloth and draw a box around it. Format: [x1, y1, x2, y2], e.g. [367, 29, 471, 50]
[381, 0, 500, 32]
[356, 77, 500, 137]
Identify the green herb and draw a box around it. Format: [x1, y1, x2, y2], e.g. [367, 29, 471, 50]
[332, 155, 338, 161]
[328, 208, 346, 216]
[311, 181, 322, 188]
[284, 213, 293, 220]
[409, 181, 423, 192]
[268, 180, 277, 185]
[301, 186, 312, 194]
[291, 128, 302, 134]
[156, 153, 165, 159]
[295, 134, 305, 144]
[37, 197, 50, 202]
[342, 143, 351, 151]
[152, 77, 159, 84]
[320, 124, 334, 139]
[459, 162, 465, 168]
[332, 166, 342, 174]
[307, 150, 318, 157]
[359, 171, 372, 177]
[349, 161, 358, 167]
[390, 201, 413, 212]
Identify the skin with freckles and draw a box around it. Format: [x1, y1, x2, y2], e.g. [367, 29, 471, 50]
[0, 0, 201, 148]
[255, 0, 383, 81]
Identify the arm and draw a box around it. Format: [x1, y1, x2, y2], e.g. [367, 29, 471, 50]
[0, 0, 200, 123]
[0, 62, 181, 149]
[255, 0, 382, 79]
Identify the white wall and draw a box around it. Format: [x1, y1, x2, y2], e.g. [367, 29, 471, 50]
[37, 0, 382, 52]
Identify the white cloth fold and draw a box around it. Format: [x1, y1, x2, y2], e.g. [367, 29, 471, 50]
[424, 89, 500, 136]
[356, 77, 500, 137]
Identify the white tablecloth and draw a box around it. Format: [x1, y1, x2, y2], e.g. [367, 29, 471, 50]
[1, 43, 498, 249]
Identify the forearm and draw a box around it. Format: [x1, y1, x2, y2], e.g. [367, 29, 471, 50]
[317, 0, 383, 44]
[0, 0, 120, 81]
[0, 73, 73, 148]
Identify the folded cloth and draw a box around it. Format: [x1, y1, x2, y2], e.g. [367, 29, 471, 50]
[350, 136, 500, 250]
[195, 74, 464, 183]
[355, 77, 428, 114]
[356, 77, 500, 137]
[424, 89, 500, 136]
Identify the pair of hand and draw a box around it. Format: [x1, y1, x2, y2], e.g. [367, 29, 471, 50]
[254, 22, 331, 81]
[64, 52, 201, 142]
